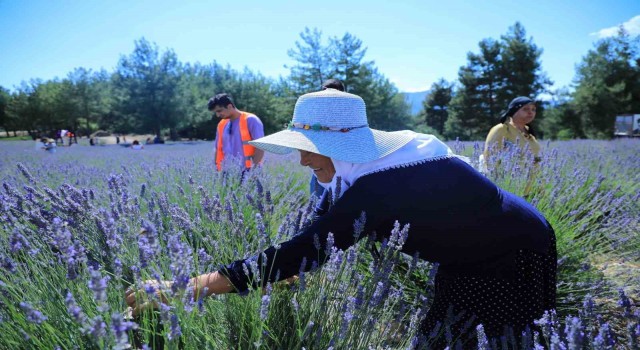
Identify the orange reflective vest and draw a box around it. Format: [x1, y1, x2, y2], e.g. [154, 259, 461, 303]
[215, 112, 256, 171]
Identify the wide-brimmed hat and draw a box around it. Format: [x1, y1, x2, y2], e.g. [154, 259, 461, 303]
[249, 89, 415, 163]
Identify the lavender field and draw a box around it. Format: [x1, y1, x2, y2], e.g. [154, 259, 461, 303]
[0, 139, 639, 349]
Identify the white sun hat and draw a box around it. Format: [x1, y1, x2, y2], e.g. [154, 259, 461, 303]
[249, 89, 415, 163]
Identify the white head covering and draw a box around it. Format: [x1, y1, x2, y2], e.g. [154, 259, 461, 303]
[317, 131, 456, 198]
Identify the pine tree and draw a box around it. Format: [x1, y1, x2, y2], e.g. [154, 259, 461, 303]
[445, 23, 550, 140]
[446, 38, 502, 140]
[286, 29, 411, 131]
[286, 28, 329, 95]
[420, 79, 453, 135]
[573, 27, 640, 138]
[114, 38, 182, 139]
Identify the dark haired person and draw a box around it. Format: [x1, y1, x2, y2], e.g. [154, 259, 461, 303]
[482, 97, 541, 196]
[131, 140, 143, 150]
[208, 93, 265, 171]
[320, 78, 345, 92]
[483, 97, 540, 164]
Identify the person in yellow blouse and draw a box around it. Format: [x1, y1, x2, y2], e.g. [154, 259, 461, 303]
[484, 96, 540, 162]
[482, 97, 540, 196]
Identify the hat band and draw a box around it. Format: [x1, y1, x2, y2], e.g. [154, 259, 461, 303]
[286, 121, 368, 133]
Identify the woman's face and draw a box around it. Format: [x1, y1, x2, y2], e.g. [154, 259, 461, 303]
[299, 150, 336, 183]
[511, 103, 536, 125]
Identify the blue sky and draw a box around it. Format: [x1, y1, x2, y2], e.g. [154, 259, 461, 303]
[1, 0, 639, 93]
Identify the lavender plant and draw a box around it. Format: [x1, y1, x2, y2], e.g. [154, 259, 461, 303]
[0, 139, 638, 349]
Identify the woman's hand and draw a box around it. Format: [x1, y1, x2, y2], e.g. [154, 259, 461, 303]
[124, 272, 235, 316]
[125, 280, 173, 316]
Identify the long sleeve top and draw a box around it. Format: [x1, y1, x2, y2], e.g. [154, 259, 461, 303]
[483, 122, 541, 161]
[219, 157, 553, 293]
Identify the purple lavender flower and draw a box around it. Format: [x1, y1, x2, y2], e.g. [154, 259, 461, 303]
[197, 248, 213, 271]
[167, 232, 193, 292]
[533, 331, 545, 350]
[65, 291, 87, 325]
[50, 217, 87, 280]
[290, 298, 299, 313]
[408, 308, 424, 333]
[617, 288, 633, 317]
[370, 281, 386, 307]
[170, 313, 181, 340]
[593, 322, 615, 349]
[169, 205, 194, 232]
[580, 294, 595, 320]
[96, 212, 121, 259]
[197, 287, 208, 313]
[225, 199, 234, 222]
[9, 229, 30, 253]
[352, 211, 366, 239]
[1, 253, 17, 273]
[110, 313, 137, 350]
[159, 303, 181, 340]
[627, 322, 639, 349]
[255, 213, 267, 247]
[476, 324, 489, 350]
[17, 163, 36, 184]
[20, 302, 47, 324]
[324, 249, 343, 282]
[302, 320, 315, 340]
[298, 257, 307, 292]
[138, 220, 159, 268]
[565, 316, 584, 349]
[88, 267, 110, 312]
[130, 265, 141, 281]
[113, 258, 122, 279]
[260, 294, 271, 320]
[85, 316, 107, 338]
[535, 309, 558, 342]
[325, 233, 335, 256]
[247, 257, 262, 285]
[339, 296, 356, 339]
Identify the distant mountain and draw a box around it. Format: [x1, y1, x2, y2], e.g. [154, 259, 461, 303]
[401, 90, 429, 116]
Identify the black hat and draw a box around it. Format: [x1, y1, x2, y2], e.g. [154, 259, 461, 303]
[500, 96, 534, 123]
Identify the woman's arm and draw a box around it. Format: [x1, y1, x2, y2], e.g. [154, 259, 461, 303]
[219, 182, 381, 294]
[483, 124, 506, 160]
[125, 183, 379, 312]
[125, 271, 234, 315]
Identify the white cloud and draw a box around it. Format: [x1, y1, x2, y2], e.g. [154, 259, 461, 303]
[591, 15, 640, 38]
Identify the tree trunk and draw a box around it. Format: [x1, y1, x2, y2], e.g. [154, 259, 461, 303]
[169, 127, 178, 141]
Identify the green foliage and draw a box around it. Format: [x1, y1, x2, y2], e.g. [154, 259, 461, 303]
[419, 79, 453, 135]
[114, 38, 183, 139]
[446, 22, 550, 140]
[540, 88, 584, 140]
[2, 25, 637, 140]
[286, 28, 411, 131]
[572, 27, 640, 139]
[0, 86, 10, 131]
[286, 27, 329, 95]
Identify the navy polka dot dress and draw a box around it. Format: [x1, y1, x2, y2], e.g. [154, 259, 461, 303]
[420, 230, 557, 348]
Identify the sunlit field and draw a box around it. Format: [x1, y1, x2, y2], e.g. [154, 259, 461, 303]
[0, 139, 638, 349]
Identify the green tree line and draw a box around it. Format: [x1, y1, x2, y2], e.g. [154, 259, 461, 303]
[419, 23, 640, 140]
[1, 24, 638, 141]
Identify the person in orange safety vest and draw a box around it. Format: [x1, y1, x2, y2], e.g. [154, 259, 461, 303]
[208, 93, 265, 171]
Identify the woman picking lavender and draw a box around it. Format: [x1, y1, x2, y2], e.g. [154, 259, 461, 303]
[126, 89, 557, 346]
